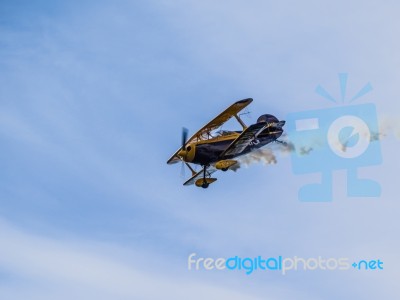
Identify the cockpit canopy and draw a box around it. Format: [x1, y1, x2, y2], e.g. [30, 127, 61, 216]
[215, 130, 237, 136]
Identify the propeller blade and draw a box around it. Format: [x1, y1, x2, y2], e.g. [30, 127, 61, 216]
[181, 127, 188, 150]
[180, 161, 186, 178]
[179, 127, 189, 179]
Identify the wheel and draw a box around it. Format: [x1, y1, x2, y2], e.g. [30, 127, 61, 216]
[221, 168, 228, 172]
[201, 182, 209, 189]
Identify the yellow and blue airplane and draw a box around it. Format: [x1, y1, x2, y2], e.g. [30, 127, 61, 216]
[167, 98, 285, 188]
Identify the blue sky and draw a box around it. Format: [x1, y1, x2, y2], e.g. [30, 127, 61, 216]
[1, 0, 399, 299]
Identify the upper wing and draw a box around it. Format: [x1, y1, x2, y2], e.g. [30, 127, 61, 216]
[219, 122, 271, 158]
[167, 98, 253, 164]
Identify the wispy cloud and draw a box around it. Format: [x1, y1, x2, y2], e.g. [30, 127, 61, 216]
[1, 1, 399, 299]
[0, 218, 272, 300]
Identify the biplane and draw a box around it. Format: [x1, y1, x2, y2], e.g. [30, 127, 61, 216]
[167, 98, 285, 188]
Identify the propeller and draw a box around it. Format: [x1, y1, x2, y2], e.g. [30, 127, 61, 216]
[180, 160, 186, 178]
[181, 127, 188, 150]
[180, 127, 188, 178]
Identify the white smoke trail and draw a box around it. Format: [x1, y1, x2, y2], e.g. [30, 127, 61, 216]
[230, 115, 399, 171]
[231, 148, 277, 171]
[292, 115, 400, 154]
[376, 115, 400, 140]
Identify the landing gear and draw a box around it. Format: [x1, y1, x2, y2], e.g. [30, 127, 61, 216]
[201, 165, 210, 188]
[194, 165, 217, 188]
[202, 165, 208, 187]
[215, 159, 237, 171]
[201, 182, 209, 189]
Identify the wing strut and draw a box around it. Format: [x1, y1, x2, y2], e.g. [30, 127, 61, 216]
[234, 114, 247, 130]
